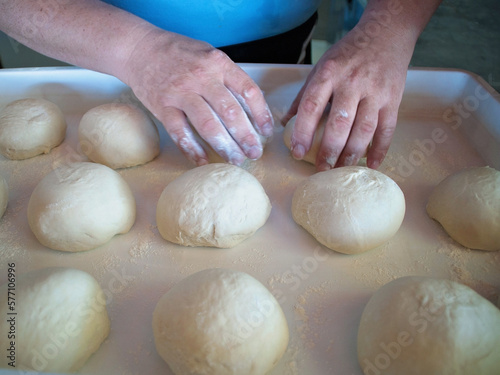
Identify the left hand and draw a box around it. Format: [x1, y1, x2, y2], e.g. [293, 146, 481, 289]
[283, 20, 415, 171]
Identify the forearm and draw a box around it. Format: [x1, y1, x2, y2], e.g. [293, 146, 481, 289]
[360, 0, 442, 46]
[0, 0, 158, 80]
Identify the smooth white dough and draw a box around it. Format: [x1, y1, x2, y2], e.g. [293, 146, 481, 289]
[28, 162, 136, 252]
[0, 98, 66, 160]
[78, 103, 160, 169]
[0, 267, 110, 373]
[156, 163, 271, 248]
[426, 166, 500, 251]
[0, 174, 7, 219]
[357, 276, 500, 375]
[153, 268, 289, 375]
[292, 166, 405, 254]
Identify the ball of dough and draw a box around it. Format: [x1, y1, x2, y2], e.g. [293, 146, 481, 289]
[0, 267, 110, 373]
[357, 276, 500, 375]
[0, 98, 66, 160]
[426, 166, 500, 251]
[156, 163, 271, 248]
[0, 174, 7, 219]
[153, 268, 289, 375]
[28, 162, 136, 252]
[78, 103, 160, 169]
[292, 166, 405, 254]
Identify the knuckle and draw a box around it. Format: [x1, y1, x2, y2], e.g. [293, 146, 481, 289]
[328, 114, 352, 133]
[239, 131, 259, 146]
[318, 59, 337, 81]
[357, 118, 377, 135]
[197, 116, 220, 133]
[220, 102, 241, 121]
[207, 48, 230, 63]
[376, 122, 397, 141]
[301, 96, 323, 116]
[241, 83, 259, 101]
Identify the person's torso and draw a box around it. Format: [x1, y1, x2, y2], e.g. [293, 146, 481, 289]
[103, 0, 320, 47]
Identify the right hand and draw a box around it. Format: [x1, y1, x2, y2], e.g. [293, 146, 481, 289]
[121, 30, 274, 166]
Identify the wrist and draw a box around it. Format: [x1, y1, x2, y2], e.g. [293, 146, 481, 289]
[105, 22, 162, 85]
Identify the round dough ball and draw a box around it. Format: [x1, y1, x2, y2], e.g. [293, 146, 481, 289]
[292, 166, 405, 254]
[156, 163, 271, 248]
[28, 162, 136, 252]
[426, 166, 500, 251]
[0, 174, 7, 219]
[0, 267, 110, 373]
[78, 103, 160, 169]
[0, 98, 66, 160]
[357, 276, 500, 375]
[153, 268, 289, 375]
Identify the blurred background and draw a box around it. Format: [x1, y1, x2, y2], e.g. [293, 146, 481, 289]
[0, 0, 498, 93]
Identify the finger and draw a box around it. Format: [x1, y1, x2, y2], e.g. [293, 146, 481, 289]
[224, 65, 274, 138]
[290, 68, 336, 160]
[316, 92, 358, 171]
[204, 84, 263, 160]
[336, 97, 378, 167]
[159, 106, 209, 166]
[182, 94, 247, 166]
[367, 106, 398, 169]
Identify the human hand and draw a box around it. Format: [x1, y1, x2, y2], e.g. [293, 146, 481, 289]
[121, 30, 274, 166]
[283, 20, 415, 171]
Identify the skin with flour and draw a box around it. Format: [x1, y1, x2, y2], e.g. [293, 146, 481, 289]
[0, 0, 441, 169]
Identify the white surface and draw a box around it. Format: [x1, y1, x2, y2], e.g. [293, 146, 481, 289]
[0, 64, 499, 375]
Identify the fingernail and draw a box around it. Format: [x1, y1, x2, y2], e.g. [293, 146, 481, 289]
[244, 144, 263, 160]
[229, 154, 246, 166]
[318, 162, 332, 172]
[368, 159, 380, 169]
[291, 143, 306, 160]
[197, 158, 209, 166]
[261, 121, 274, 137]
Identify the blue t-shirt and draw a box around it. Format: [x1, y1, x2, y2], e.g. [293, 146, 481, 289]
[103, 0, 320, 47]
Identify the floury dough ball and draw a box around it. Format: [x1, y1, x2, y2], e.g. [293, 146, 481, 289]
[156, 163, 271, 248]
[0, 98, 66, 160]
[28, 162, 136, 252]
[357, 276, 500, 375]
[0, 174, 7, 219]
[0, 267, 110, 373]
[152, 268, 289, 375]
[292, 166, 405, 254]
[426, 166, 500, 251]
[78, 103, 160, 169]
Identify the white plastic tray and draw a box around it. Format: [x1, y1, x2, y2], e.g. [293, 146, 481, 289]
[0, 64, 499, 375]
